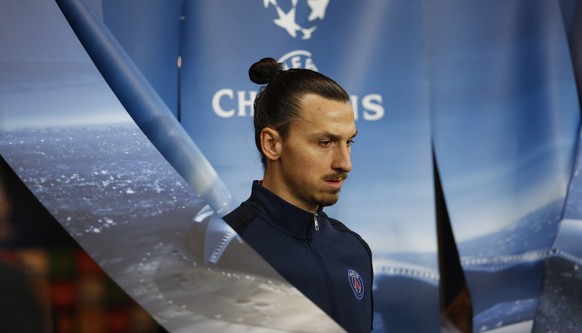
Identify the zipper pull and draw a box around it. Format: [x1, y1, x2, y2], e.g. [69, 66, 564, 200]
[313, 213, 319, 231]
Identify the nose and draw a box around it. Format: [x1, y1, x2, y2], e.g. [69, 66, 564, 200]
[332, 143, 352, 173]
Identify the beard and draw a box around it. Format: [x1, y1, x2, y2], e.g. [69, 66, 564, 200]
[317, 172, 348, 207]
[319, 192, 340, 207]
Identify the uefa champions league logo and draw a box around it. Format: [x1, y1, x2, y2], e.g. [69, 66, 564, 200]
[211, 1, 385, 122]
[263, 0, 330, 40]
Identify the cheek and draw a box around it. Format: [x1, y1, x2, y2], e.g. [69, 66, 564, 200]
[286, 143, 324, 168]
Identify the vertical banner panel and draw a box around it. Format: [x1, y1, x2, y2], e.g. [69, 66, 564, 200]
[101, 0, 183, 117]
[179, 1, 438, 332]
[428, 1, 581, 331]
[534, 1, 582, 331]
[532, 128, 582, 332]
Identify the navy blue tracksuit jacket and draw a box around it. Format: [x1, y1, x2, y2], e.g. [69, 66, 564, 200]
[224, 181, 373, 332]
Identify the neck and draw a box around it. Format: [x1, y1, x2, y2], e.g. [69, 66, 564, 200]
[261, 171, 318, 213]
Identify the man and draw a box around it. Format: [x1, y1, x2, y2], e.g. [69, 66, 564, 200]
[224, 58, 373, 332]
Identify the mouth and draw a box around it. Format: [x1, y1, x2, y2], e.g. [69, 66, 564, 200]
[325, 178, 343, 186]
[323, 173, 348, 189]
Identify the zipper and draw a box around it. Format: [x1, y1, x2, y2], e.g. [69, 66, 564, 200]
[306, 219, 338, 319]
[313, 212, 319, 231]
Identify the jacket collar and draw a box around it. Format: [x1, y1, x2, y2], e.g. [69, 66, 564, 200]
[251, 180, 324, 240]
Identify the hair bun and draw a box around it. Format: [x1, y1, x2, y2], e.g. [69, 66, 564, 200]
[249, 57, 283, 85]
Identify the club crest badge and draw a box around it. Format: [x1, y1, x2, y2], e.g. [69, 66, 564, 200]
[347, 269, 364, 300]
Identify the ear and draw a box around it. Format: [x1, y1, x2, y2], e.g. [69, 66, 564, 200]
[260, 127, 282, 161]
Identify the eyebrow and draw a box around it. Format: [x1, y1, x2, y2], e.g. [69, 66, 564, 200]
[316, 130, 358, 141]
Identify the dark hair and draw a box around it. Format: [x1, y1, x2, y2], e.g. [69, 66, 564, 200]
[249, 57, 350, 167]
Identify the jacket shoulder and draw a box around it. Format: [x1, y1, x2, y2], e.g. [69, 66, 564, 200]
[328, 218, 372, 259]
[223, 200, 260, 235]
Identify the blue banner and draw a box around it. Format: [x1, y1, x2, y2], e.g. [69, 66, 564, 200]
[177, 3, 436, 330]
[1, 0, 581, 332]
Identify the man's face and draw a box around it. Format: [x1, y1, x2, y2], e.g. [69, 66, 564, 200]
[275, 93, 357, 212]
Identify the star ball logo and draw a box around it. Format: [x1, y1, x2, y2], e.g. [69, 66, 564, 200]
[263, 0, 330, 40]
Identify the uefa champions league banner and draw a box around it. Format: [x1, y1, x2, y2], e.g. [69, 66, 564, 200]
[45, 0, 582, 332]
[173, 1, 581, 332]
[177, 1, 439, 331]
[99, 2, 439, 329]
[1, 0, 581, 333]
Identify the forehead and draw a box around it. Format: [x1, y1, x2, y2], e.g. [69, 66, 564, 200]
[294, 94, 356, 132]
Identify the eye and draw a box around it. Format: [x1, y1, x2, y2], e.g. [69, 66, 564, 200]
[319, 140, 332, 147]
[347, 139, 355, 146]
